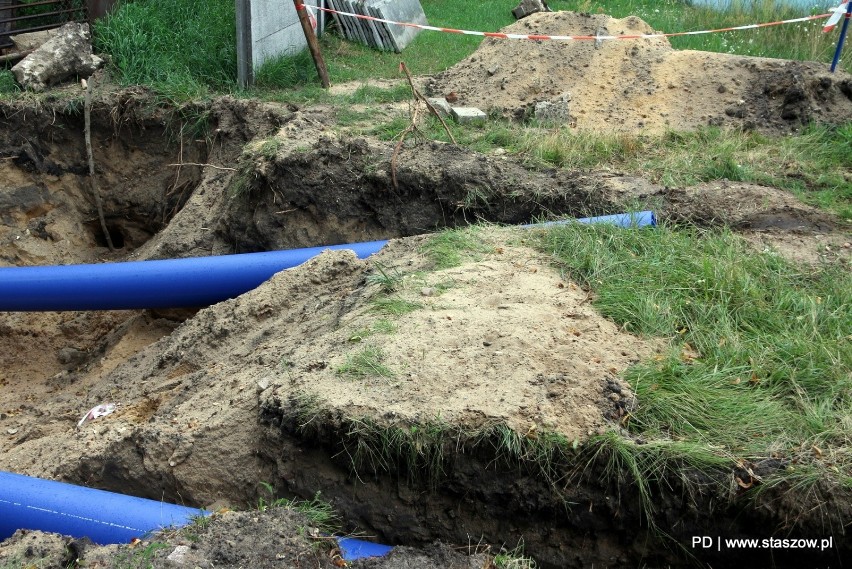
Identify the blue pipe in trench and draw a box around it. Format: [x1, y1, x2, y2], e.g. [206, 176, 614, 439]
[0, 212, 655, 312]
[0, 471, 392, 560]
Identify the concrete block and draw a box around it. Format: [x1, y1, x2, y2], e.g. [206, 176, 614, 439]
[451, 107, 487, 125]
[427, 97, 451, 116]
[534, 93, 571, 124]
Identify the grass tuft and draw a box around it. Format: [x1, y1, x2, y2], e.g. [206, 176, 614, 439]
[422, 226, 494, 269]
[337, 346, 395, 379]
[0, 71, 19, 95]
[254, 50, 317, 89]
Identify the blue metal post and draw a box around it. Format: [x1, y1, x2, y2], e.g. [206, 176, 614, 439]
[830, 2, 852, 72]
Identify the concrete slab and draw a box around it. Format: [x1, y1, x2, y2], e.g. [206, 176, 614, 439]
[356, 0, 386, 50]
[342, 0, 370, 47]
[329, 0, 426, 53]
[236, 0, 326, 86]
[451, 107, 487, 124]
[373, 0, 426, 53]
[368, 5, 394, 51]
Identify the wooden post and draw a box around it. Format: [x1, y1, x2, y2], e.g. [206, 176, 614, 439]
[293, 0, 330, 88]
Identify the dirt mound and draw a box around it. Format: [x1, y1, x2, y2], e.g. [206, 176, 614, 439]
[1, 92, 849, 568]
[427, 11, 852, 133]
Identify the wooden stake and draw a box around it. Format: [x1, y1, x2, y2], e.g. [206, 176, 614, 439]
[293, 0, 330, 88]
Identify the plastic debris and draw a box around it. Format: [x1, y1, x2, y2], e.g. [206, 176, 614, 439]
[77, 403, 117, 428]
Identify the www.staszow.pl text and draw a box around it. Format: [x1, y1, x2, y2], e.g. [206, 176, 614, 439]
[692, 536, 834, 551]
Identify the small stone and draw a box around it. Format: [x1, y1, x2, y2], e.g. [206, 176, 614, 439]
[487, 65, 500, 76]
[608, 393, 621, 402]
[843, 242, 850, 248]
[7, 428, 18, 435]
[420, 287, 436, 297]
[483, 341, 492, 347]
[256, 377, 271, 392]
[167, 545, 190, 565]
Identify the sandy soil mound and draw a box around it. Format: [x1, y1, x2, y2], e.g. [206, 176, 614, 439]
[0, 237, 653, 494]
[427, 11, 852, 133]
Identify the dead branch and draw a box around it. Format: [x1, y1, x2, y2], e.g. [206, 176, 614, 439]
[391, 103, 420, 190]
[166, 162, 236, 171]
[82, 77, 115, 252]
[399, 61, 456, 145]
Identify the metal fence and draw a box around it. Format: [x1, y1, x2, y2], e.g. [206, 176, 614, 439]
[1, 0, 88, 50]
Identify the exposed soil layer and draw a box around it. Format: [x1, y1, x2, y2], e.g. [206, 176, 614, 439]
[1, 33, 851, 568]
[427, 12, 852, 134]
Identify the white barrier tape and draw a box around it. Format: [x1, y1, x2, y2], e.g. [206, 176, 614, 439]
[314, 5, 832, 42]
[823, 2, 850, 32]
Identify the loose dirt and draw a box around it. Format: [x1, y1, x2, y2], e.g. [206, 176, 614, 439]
[428, 12, 852, 134]
[0, 10, 850, 569]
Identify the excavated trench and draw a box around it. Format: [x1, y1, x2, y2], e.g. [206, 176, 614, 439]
[1, 95, 848, 568]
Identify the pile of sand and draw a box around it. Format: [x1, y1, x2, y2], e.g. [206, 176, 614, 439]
[427, 11, 852, 133]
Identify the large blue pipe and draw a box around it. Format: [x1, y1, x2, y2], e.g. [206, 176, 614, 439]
[0, 212, 655, 312]
[0, 471, 392, 560]
[0, 471, 204, 545]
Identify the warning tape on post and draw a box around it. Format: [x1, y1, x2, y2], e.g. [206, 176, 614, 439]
[310, 4, 848, 42]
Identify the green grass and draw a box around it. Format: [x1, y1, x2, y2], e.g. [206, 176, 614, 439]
[337, 346, 396, 379]
[370, 297, 423, 316]
[422, 226, 495, 269]
[532, 221, 851, 503]
[0, 71, 18, 96]
[92, 0, 237, 101]
[348, 319, 397, 343]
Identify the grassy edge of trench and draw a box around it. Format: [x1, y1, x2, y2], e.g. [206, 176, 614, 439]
[533, 222, 852, 524]
[275, 222, 851, 551]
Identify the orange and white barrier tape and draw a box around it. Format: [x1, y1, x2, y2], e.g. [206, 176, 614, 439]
[823, 2, 850, 32]
[312, 4, 837, 42]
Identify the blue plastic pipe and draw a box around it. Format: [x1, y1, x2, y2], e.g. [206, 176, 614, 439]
[0, 471, 392, 560]
[0, 471, 204, 545]
[0, 241, 388, 312]
[0, 212, 655, 312]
